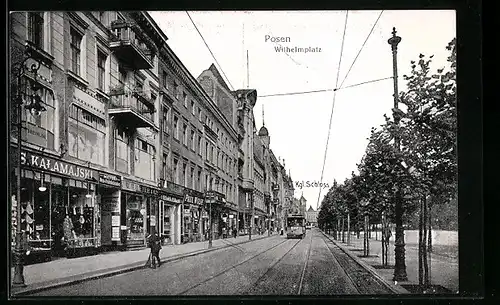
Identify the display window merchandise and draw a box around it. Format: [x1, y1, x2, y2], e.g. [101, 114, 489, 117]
[11, 169, 99, 263]
[122, 192, 146, 247]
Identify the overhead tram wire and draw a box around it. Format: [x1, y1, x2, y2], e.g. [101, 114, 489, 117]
[186, 11, 235, 91]
[338, 10, 384, 89]
[256, 76, 393, 98]
[316, 10, 349, 210]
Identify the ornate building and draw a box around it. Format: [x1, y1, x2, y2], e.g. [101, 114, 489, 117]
[9, 12, 294, 266]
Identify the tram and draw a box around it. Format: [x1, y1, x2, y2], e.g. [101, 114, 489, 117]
[286, 215, 306, 239]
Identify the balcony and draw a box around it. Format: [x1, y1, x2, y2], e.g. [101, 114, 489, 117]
[108, 90, 157, 130]
[109, 20, 153, 70]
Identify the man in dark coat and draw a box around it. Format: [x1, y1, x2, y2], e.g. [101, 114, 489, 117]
[147, 229, 162, 268]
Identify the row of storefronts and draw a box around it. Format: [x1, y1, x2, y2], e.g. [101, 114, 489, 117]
[10, 148, 232, 264]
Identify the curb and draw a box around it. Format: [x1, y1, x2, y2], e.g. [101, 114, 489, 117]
[321, 231, 409, 294]
[12, 234, 273, 297]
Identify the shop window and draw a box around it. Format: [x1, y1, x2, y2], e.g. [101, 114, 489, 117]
[124, 194, 145, 243]
[162, 203, 172, 245]
[22, 84, 55, 150]
[65, 186, 96, 248]
[68, 104, 106, 165]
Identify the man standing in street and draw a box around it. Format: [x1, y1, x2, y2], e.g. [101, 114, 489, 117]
[146, 229, 162, 268]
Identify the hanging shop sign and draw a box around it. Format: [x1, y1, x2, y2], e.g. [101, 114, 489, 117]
[99, 172, 121, 188]
[184, 190, 204, 205]
[160, 193, 183, 204]
[205, 191, 226, 205]
[20, 150, 98, 180]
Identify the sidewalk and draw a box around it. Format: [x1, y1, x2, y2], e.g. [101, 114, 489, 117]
[325, 231, 459, 294]
[10, 233, 273, 296]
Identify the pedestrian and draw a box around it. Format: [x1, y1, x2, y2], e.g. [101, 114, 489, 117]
[146, 229, 162, 268]
[233, 226, 237, 238]
[222, 227, 227, 239]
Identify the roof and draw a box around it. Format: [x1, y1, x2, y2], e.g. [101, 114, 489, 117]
[307, 206, 315, 212]
[208, 64, 231, 92]
[253, 136, 264, 166]
[258, 125, 269, 136]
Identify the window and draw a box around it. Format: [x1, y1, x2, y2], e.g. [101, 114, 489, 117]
[199, 110, 203, 122]
[173, 116, 179, 140]
[191, 130, 195, 151]
[162, 71, 168, 89]
[162, 153, 168, 181]
[197, 170, 201, 191]
[173, 158, 179, 184]
[183, 124, 188, 146]
[190, 167, 195, 189]
[135, 138, 155, 181]
[70, 28, 83, 76]
[198, 135, 202, 155]
[68, 104, 106, 166]
[205, 142, 209, 160]
[191, 101, 195, 115]
[183, 92, 187, 107]
[98, 12, 106, 25]
[162, 106, 170, 135]
[97, 50, 106, 90]
[135, 75, 144, 91]
[183, 163, 188, 187]
[174, 81, 179, 99]
[118, 65, 127, 86]
[28, 12, 44, 49]
[114, 126, 129, 173]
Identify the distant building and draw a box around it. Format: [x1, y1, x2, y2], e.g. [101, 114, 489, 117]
[306, 206, 318, 226]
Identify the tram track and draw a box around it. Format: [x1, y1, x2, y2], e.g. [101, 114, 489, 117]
[178, 238, 292, 295]
[320, 232, 361, 294]
[243, 237, 304, 295]
[297, 232, 313, 294]
[321, 233, 395, 294]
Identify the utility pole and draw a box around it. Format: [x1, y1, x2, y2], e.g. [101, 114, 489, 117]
[388, 27, 408, 282]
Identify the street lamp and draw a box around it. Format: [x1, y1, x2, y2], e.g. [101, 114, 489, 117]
[11, 45, 47, 288]
[388, 27, 408, 282]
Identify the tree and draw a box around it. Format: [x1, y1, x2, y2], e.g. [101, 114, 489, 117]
[396, 38, 457, 289]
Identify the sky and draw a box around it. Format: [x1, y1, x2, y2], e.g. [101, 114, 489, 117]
[149, 10, 456, 210]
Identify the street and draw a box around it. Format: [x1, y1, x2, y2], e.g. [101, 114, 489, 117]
[30, 228, 394, 296]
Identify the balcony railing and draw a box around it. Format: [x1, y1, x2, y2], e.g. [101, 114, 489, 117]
[108, 93, 156, 130]
[109, 20, 153, 70]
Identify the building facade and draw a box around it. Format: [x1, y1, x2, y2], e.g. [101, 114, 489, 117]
[306, 206, 319, 226]
[9, 11, 294, 264]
